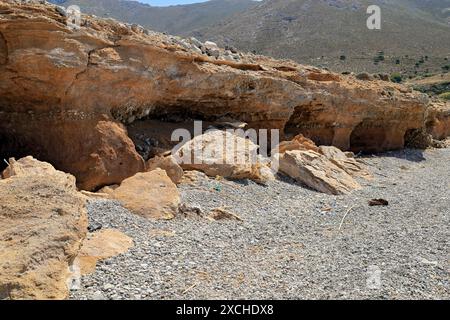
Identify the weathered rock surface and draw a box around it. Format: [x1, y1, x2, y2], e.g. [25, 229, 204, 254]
[112, 169, 180, 220]
[427, 101, 450, 140]
[0, 1, 447, 190]
[2, 156, 58, 179]
[176, 130, 274, 184]
[146, 155, 184, 184]
[319, 146, 372, 180]
[207, 207, 243, 222]
[0, 157, 87, 300]
[275, 134, 320, 154]
[275, 135, 372, 183]
[278, 150, 362, 195]
[74, 229, 133, 275]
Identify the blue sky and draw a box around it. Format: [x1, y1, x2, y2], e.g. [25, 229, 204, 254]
[138, 0, 209, 6]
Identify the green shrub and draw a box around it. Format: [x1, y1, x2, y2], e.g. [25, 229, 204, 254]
[438, 92, 450, 100]
[390, 73, 403, 83]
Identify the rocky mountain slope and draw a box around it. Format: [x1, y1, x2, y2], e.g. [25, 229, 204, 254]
[198, 0, 450, 75]
[48, 0, 258, 36]
[0, 0, 448, 192]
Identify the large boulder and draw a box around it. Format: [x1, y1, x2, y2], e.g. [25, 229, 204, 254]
[279, 150, 361, 195]
[146, 155, 184, 184]
[111, 169, 181, 220]
[2, 156, 59, 179]
[0, 157, 87, 300]
[275, 135, 372, 182]
[176, 130, 275, 184]
[319, 146, 372, 180]
[275, 134, 321, 154]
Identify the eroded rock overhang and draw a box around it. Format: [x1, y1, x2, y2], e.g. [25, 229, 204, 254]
[0, 1, 442, 190]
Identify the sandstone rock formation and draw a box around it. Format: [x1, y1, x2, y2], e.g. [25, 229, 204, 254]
[275, 135, 372, 187]
[207, 207, 243, 222]
[278, 150, 362, 195]
[74, 229, 133, 275]
[176, 130, 274, 184]
[112, 169, 180, 220]
[426, 101, 450, 141]
[318, 146, 372, 180]
[275, 134, 320, 154]
[0, 156, 87, 299]
[0, 1, 447, 190]
[146, 154, 184, 184]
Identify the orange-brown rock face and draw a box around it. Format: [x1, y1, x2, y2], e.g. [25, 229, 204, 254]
[0, 1, 442, 190]
[0, 157, 87, 300]
[427, 101, 450, 141]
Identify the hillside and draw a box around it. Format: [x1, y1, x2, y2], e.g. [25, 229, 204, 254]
[48, 0, 258, 36]
[197, 0, 450, 76]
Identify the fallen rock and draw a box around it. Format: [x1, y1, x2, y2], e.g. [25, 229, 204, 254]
[74, 229, 133, 275]
[0, 158, 87, 300]
[275, 134, 321, 154]
[2, 156, 60, 179]
[275, 136, 372, 180]
[97, 184, 119, 196]
[179, 170, 209, 185]
[112, 169, 181, 220]
[278, 150, 361, 195]
[176, 130, 274, 184]
[146, 155, 184, 184]
[319, 146, 372, 180]
[149, 229, 176, 238]
[369, 199, 389, 206]
[179, 203, 204, 217]
[207, 208, 243, 222]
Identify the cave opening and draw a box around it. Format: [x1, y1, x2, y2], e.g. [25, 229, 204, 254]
[284, 103, 335, 146]
[350, 120, 387, 153]
[122, 103, 249, 161]
[0, 132, 34, 172]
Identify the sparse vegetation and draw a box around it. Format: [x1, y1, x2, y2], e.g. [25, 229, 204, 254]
[438, 92, 450, 100]
[374, 51, 385, 64]
[391, 72, 403, 83]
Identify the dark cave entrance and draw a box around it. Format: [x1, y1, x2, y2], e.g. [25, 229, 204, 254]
[284, 104, 335, 146]
[349, 120, 387, 153]
[0, 132, 32, 172]
[123, 104, 249, 161]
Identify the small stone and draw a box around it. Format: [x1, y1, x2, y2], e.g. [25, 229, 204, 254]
[91, 290, 106, 300]
[103, 283, 114, 291]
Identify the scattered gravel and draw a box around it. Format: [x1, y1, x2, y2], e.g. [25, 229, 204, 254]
[70, 148, 449, 300]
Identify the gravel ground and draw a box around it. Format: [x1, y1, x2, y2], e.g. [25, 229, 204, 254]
[70, 148, 449, 300]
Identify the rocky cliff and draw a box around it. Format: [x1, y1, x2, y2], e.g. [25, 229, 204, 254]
[0, 0, 447, 190]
